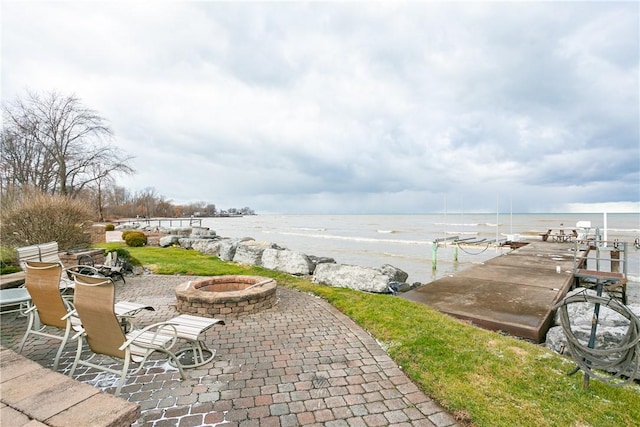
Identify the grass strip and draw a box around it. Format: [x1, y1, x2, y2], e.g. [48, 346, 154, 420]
[108, 244, 640, 426]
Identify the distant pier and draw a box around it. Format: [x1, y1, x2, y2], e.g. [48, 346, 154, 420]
[110, 215, 247, 229]
[402, 241, 580, 343]
[111, 217, 203, 228]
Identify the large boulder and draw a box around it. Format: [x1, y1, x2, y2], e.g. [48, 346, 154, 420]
[233, 240, 280, 266]
[159, 235, 181, 247]
[218, 239, 241, 261]
[313, 263, 408, 293]
[262, 248, 315, 275]
[308, 255, 336, 268]
[159, 227, 191, 236]
[146, 225, 191, 235]
[190, 227, 217, 239]
[378, 264, 409, 283]
[179, 238, 224, 256]
[177, 237, 195, 249]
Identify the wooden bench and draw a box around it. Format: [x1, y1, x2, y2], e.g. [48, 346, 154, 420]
[0, 346, 140, 426]
[539, 229, 552, 241]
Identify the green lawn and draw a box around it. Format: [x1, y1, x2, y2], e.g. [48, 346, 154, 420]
[107, 244, 640, 427]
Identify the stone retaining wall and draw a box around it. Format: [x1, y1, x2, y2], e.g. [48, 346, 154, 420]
[58, 249, 105, 269]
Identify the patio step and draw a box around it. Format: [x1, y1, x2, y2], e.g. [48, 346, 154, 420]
[0, 346, 140, 426]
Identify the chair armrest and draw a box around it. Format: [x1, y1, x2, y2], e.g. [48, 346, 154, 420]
[71, 326, 85, 340]
[62, 309, 77, 320]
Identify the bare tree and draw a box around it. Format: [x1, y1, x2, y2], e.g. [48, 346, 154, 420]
[1, 91, 134, 198]
[87, 162, 134, 221]
[1, 122, 57, 193]
[134, 187, 163, 218]
[205, 203, 217, 216]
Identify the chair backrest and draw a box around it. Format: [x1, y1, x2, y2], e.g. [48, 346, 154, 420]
[24, 261, 66, 328]
[17, 242, 62, 267]
[73, 273, 127, 359]
[38, 242, 61, 263]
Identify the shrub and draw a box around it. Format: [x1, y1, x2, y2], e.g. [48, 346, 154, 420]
[0, 190, 93, 250]
[105, 223, 115, 231]
[0, 246, 20, 274]
[121, 230, 134, 241]
[124, 231, 147, 247]
[112, 247, 131, 261]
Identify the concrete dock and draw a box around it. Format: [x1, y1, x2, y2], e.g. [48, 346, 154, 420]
[402, 241, 579, 343]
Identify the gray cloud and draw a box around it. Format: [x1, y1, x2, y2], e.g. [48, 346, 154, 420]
[2, 1, 638, 214]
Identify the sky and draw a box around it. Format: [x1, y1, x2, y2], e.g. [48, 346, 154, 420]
[2, 1, 639, 214]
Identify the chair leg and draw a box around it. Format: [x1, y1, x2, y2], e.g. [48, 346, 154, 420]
[112, 272, 125, 285]
[52, 324, 72, 370]
[172, 341, 216, 368]
[69, 337, 84, 377]
[170, 353, 187, 379]
[193, 341, 216, 366]
[17, 311, 36, 354]
[115, 355, 131, 396]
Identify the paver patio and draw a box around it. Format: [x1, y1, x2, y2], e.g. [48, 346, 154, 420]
[1, 274, 460, 427]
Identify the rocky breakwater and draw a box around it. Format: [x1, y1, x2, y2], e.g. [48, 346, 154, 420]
[153, 226, 419, 294]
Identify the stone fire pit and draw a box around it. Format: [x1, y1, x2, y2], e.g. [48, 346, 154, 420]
[175, 275, 277, 317]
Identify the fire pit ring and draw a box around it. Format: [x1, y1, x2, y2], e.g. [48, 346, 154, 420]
[175, 275, 277, 317]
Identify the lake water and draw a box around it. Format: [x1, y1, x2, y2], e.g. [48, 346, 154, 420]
[199, 213, 639, 303]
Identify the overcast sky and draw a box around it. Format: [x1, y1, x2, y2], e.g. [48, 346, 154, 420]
[2, 1, 639, 214]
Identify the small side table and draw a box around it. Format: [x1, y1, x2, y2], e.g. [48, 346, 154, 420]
[0, 288, 31, 316]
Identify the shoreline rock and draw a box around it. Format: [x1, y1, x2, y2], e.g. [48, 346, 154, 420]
[126, 222, 411, 294]
[313, 263, 410, 293]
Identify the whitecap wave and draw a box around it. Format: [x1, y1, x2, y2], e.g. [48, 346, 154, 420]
[434, 222, 479, 227]
[444, 231, 479, 235]
[293, 227, 327, 232]
[262, 230, 431, 245]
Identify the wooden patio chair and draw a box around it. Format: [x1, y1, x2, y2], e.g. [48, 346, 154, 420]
[70, 273, 186, 395]
[17, 261, 82, 370]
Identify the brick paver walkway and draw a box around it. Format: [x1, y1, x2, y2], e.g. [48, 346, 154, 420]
[1, 274, 460, 427]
